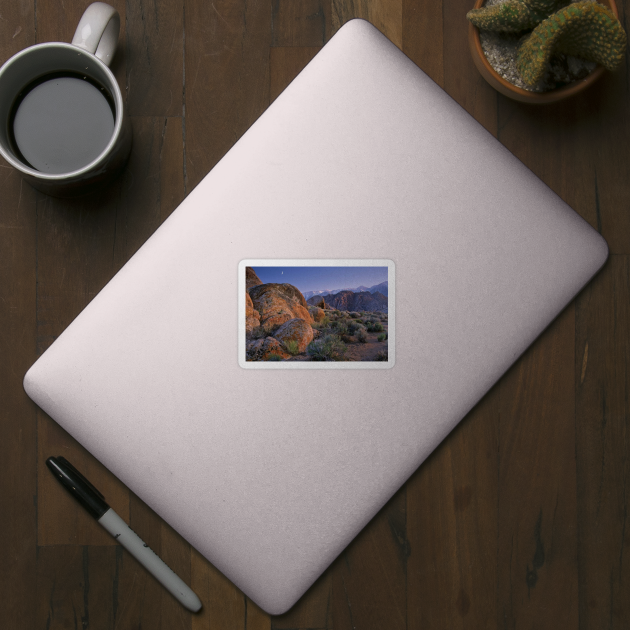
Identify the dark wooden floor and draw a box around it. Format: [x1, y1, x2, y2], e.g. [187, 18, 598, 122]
[1, 0, 629, 628]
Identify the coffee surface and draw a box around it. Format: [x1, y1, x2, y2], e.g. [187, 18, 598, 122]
[12, 74, 115, 174]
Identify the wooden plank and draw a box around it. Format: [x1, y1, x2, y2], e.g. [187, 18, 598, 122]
[270, 47, 321, 103]
[184, 0, 272, 192]
[583, 72, 630, 254]
[330, 486, 407, 630]
[331, 0, 402, 49]
[575, 256, 630, 629]
[36, 545, 118, 630]
[497, 304, 578, 628]
[0, 4, 38, 629]
[443, 0, 497, 131]
[0, 134, 39, 630]
[126, 0, 184, 116]
[271, 0, 332, 46]
[407, 392, 499, 629]
[402, 0, 444, 88]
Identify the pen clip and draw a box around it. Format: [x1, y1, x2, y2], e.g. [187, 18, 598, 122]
[55, 456, 106, 501]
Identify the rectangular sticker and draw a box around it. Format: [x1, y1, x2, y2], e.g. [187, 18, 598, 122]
[239, 260, 394, 369]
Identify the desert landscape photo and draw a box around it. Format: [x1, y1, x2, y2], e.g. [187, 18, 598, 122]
[244, 265, 390, 362]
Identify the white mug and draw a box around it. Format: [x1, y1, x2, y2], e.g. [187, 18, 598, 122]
[0, 2, 132, 197]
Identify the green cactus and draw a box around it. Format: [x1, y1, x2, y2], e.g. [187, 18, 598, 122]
[517, 1, 627, 85]
[467, 0, 568, 33]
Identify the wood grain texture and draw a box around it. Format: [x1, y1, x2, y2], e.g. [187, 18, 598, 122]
[332, 0, 403, 48]
[583, 72, 630, 254]
[184, 0, 271, 191]
[0, 142, 38, 630]
[271, 0, 332, 46]
[0, 5, 39, 629]
[126, 0, 184, 116]
[331, 486, 408, 630]
[36, 545, 119, 630]
[407, 393, 498, 629]
[576, 256, 630, 630]
[497, 304, 579, 629]
[1, 0, 629, 627]
[443, 0, 497, 131]
[403, 0, 444, 87]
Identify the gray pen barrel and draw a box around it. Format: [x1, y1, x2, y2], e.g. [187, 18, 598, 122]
[98, 508, 202, 612]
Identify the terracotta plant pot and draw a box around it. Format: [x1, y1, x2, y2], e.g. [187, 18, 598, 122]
[468, 0, 619, 103]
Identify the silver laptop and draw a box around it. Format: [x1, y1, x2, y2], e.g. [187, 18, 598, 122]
[24, 19, 607, 614]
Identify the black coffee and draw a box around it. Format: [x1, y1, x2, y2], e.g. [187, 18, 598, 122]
[10, 73, 115, 174]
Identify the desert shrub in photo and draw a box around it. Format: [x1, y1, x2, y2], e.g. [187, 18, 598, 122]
[347, 322, 361, 335]
[356, 330, 367, 343]
[366, 321, 384, 333]
[378, 332, 388, 342]
[336, 322, 349, 336]
[307, 334, 347, 361]
[266, 354, 284, 361]
[375, 349, 388, 361]
[283, 339, 300, 356]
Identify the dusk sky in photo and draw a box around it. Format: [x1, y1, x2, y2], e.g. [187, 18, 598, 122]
[253, 266, 388, 293]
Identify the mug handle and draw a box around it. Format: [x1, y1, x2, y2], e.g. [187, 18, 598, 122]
[71, 2, 120, 67]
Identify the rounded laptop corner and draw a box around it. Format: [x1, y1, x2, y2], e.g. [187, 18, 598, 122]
[594, 232, 610, 273]
[23, 363, 38, 399]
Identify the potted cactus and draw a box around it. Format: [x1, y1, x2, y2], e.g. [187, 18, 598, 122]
[467, 0, 627, 103]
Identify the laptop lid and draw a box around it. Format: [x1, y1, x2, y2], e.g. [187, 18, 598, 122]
[24, 19, 607, 614]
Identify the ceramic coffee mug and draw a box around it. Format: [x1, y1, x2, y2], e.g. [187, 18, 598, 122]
[0, 2, 131, 197]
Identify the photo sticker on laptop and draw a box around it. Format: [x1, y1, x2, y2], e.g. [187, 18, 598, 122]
[239, 260, 395, 369]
